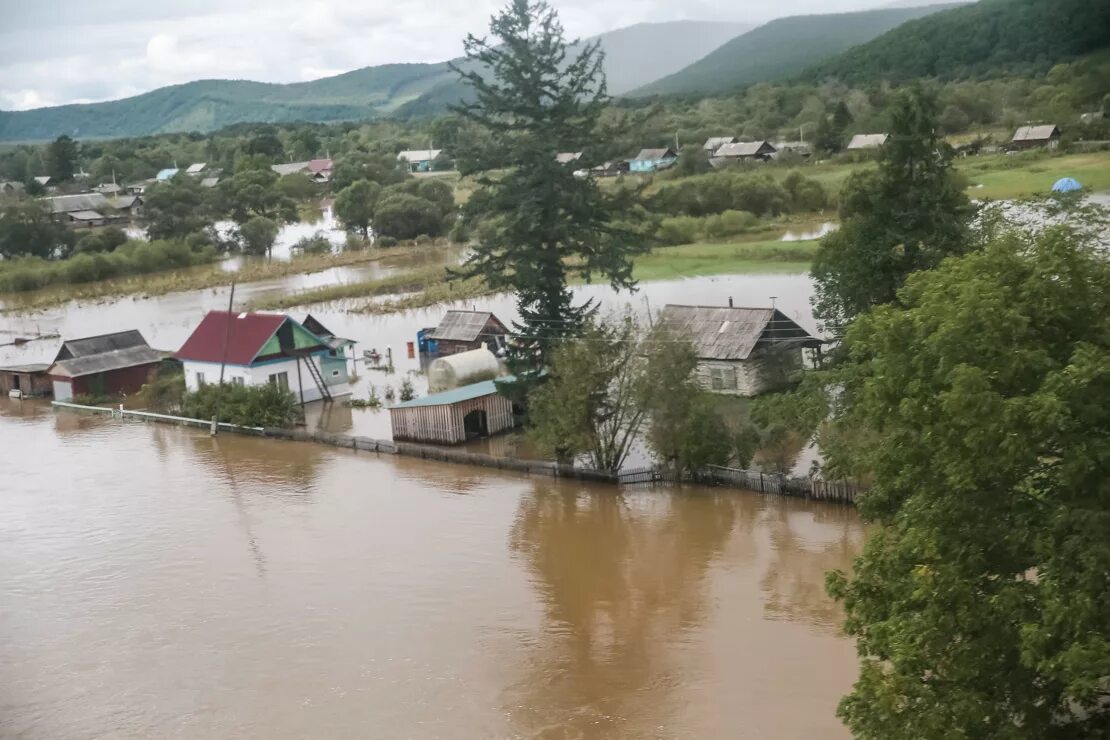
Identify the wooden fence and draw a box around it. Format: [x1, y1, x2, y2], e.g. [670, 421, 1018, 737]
[620, 463, 862, 505]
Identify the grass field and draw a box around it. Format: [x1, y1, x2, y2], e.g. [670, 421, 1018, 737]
[632, 238, 816, 281]
[960, 151, 1110, 200]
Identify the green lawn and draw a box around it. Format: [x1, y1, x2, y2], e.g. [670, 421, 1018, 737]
[960, 151, 1110, 200]
[632, 238, 816, 281]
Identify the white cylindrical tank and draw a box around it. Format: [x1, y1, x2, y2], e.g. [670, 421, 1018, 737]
[427, 347, 501, 392]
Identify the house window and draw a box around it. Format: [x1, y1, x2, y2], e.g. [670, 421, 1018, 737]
[709, 366, 738, 390]
[196, 372, 206, 386]
[268, 371, 289, 390]
[331, 369, 340, 377]
[232, 377, 245, 386]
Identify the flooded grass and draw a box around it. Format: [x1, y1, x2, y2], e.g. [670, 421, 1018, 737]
[247, 263, 466, 311]
[632, 238, 818, 281]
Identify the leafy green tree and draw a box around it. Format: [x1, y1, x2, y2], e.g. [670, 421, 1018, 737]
[238, 216, 280, 257]
[329, 152, 406, 191]
[218, 168, 297, 225]
[811, 88, 974, 328]
[452, 0, 645, 364]
[416, 179, 456, 218]
[276, 172, 318, 201]
[673, 145, 710, 176]
[0, 200, 73, 258]
[373, 193, 443, 240]
[144, 175, 213, 240]
[333, 180, 381, 238]
[45, 135, 79, 182]
[75, 226, 128, 254]
[243, 130, 285, 159]
[527, 316, 647, 471]
[826, 224, 1110, 737]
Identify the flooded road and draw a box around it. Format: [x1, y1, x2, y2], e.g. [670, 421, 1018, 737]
[0, 399, 863, 738]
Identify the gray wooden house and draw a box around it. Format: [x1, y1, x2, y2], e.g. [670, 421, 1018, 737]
[655, 303, 822, 396]
[426, 310, 509, 356]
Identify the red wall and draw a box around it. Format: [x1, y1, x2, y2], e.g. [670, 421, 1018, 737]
[67, 363, 158, 398]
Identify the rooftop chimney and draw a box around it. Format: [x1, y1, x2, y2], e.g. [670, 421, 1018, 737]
[728, 297, 734, 308]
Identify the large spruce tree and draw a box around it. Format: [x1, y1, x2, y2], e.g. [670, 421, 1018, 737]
[451, 0, 645, 369]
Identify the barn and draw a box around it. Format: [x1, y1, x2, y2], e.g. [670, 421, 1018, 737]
[0, 363, 53, 398]
[389, 378, 516, 444]
[425, 310, 509, 356]
[47, 330, 164, 401]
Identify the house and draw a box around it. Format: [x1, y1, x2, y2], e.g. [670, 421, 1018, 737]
[846, 133, 889, 151]
[185, 162, 207, 176]
[397, 149, 447, 173]
[425, 310, 510, 356]
[200, 177, 220, 189]
[271, 161, 311, 177]
[33, 176, 53, 187]
[175, 311, 351, 404]
[307, 159, 333, 183]
[42, 192, 110, 217]
[47, 330, 165, 401]
[578, 160, 629, 178]
[94, 182, 123, 196]
[389, 377, 516, 444]
[655, 303, 822, 397]
[125, 181, 151, 195]
[629, 147, 678, 173]
[155, 168, 179, 182]
[1011, 125, 1061, 150]
[110, 194, 143, 216]
[703, 136, 736, 154]
[0, 363, 52, 398]
[0, 180, 25, 195]
[711, 140, 777, 165]
[66, 210, 109, 228]
[301, 314, 355, 360]
[555, 152, 583, 164]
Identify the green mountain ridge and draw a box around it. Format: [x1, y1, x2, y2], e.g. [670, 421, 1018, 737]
[628, 4, 963, 98]
[806, 0, 1110, 83]
[0, 20, 751, 142]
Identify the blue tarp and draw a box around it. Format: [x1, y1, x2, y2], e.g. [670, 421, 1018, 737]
[1051, 177, 1082, 193]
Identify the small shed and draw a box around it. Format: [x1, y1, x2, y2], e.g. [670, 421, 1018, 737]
[48, 330, 164, 401]
[655, 303, 822, 396]
[427, 347, 500, 392]
[390, 378, 516, 444]
[426, 310, 509, 356]
[846, 133, 889, 151]
[630, 148, 678, 173]
[0, 363, 52, 397]
[1011, 125, 1060, 150]
[66, 210, 108, 227]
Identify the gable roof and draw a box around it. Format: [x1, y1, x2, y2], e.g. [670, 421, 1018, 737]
[271, 161, 310, 176]
[307, 158, 333, 173]
[656, 305, 818, 361]
[301, 314, 354, 350]
[200, 176, 220, 188]
[34, 176, 52, 185]
[68, 210, 105, 221]
[1012, 125, 1060, 142]
[42, 192, 110, 214]
[392, 377, 509, 409]
[185, 162, 207, 174]
[633, 148, 677, 161]
[55, 329, 149, 361]
[427, 310, 507, 342]
[847, 133, 888, 150]
[176, 311, 291, 365]
[397, 149, 443, 162]
[555, 152, 583, 164]
[110, 195, 140, 209]
[703, 136, 736, 150]
[155, 168, 179, 181]
[714, 141, 776, 158]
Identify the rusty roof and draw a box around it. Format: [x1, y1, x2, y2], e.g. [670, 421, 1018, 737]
[176, 311, 288, 365]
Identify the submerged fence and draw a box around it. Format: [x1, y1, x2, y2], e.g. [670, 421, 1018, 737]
[52, 401, 861, 504]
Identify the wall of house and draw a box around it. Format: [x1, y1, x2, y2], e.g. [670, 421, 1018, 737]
[183, 354, 350, 403]
[694, 349, 804, 397]
[0, 371, 52, 397]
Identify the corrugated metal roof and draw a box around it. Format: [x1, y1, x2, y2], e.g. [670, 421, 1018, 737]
[175, 311, 288, 365]
[397, 149, 443, 162]
[655, 305, 816, 361]
[846, 133, 888, 150]
[1012, 125, 1059, 142]
[392, 377, 511, 409]
[56, 330, 149, 361]
[49, 345, 164, 378]
[0, 363, 50, 373]
[715, 141, 776, 158]
[427, 310, 506, 342]
[42, 193, 110, 214]
[633, 148, 677, 161]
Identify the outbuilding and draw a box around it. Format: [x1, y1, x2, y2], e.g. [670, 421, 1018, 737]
[846, 133, 889, 151]
[1011, 125, 1061, 150]
[426, 310, 509, 356]
[655, 303, 822, 396]
[47, 330, 165, 401]
[629, 147, 678, 173]
[0, 363, 52, 398]
[703, 136, 736, 154]
[397, 149, 448, 173]
[389, 378, 516, 444]
[711, 140, 777, 165]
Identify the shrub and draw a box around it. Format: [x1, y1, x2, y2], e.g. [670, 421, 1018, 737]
[657, 216, 703, 245]
[180, 382, 300, 428]
[376, 235, 398, 248]
[704, 210, 758, 239]
[373, 193, 444, 240]
[293, 233, 334, 255]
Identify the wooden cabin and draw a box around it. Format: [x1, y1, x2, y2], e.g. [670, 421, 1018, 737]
[0, 363, 52, 398]
[425, 310, 509, 356]
[390, 378, 516, 444]
[48, 330, 164, 401]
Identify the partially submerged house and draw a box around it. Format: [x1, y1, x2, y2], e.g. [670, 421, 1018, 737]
[175, 311, 351, 404]
[1011, 125, 1060, 150]
[301, 314, 355, 360]
[846, 133, 889, 151]
[397, 149, 447, 173]
[703, 136, 736, 155]
[40, 193, 124, 227]
[0, 363, 52, 398]
[711, 140, 777, 165]
[629, 147, 678, 173]
[307, 158, 333, 183]
[47, 330, 164, 401]
[425, 310, 510, 356]
[655, 303, 822, 396]
[389, 377, 516, 444]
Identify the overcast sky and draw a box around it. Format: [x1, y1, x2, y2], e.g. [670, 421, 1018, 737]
[1, 0, 899, 111]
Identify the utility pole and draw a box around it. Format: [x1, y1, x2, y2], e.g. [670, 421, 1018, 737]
[212, 281, 236, 436]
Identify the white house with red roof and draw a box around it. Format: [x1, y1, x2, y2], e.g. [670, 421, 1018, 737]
[175, 311, 351, 403]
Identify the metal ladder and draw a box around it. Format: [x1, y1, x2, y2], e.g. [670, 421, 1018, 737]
[300, 355, 332, 401]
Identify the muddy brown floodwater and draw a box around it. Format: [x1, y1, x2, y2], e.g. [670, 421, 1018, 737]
[1, 398, 863, 739]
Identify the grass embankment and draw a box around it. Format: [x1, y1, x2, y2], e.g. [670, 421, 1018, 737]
[0, 245, 429, 312]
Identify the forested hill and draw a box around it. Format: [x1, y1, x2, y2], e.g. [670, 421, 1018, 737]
[0, 20, 751, 142]
[628, 4, 961, 98]
[808, 0, 1110, 83]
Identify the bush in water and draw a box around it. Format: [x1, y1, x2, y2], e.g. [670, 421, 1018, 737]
[180, 382, 300, 428]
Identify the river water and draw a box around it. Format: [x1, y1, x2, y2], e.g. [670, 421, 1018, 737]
[0, 397, 863, 738]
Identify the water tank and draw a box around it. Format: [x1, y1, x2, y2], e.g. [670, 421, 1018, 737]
[427, 347, 501, 392]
